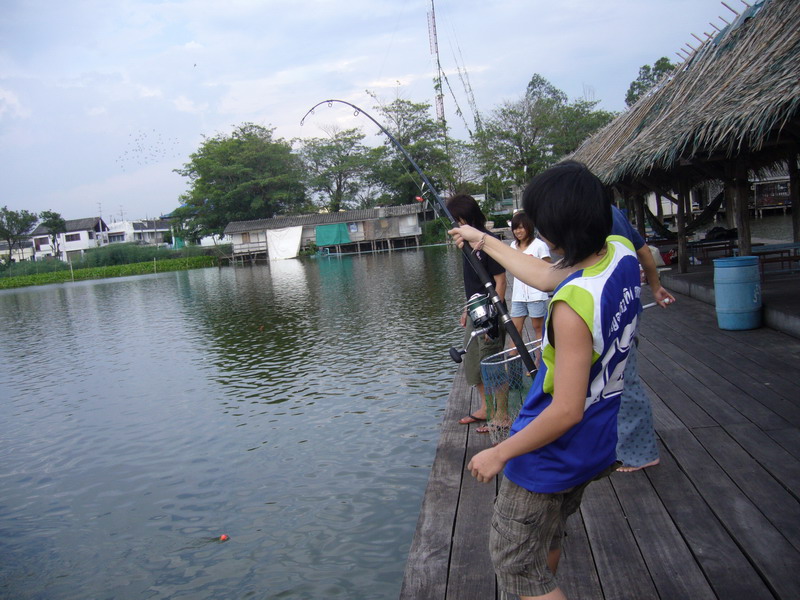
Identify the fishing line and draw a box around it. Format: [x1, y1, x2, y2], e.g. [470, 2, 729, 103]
[300, 99, 537, 374]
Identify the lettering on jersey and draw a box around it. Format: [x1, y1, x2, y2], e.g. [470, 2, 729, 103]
[608, 285, 641, 335]
[586, 315, 638, 410]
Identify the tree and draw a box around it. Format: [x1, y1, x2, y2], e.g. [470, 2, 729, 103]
[0, 206, 38, 264]
[447, 139, 483, 195]
[625, 57, 675, 107]
[549, 98, 616, 157]
[475, 74, 567, 186]
[368, 93, 452, 204]
[298, 126, 370, 212]
[173, 123, 308, 238]
[39, 210, 67, 259]
[475, 74, 617, 190]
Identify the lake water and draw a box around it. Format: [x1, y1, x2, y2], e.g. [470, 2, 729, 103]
[700, 211, 795, 241]
[0, 246, 465, 599]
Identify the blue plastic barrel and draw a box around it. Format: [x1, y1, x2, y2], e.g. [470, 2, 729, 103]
[713, 256, 762, 330]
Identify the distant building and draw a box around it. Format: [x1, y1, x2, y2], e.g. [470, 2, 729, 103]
[224, 204, 426, 260]
[0, 240, 34, 263]
[106, 219, 173, 245]
[30, 217, 110, 262]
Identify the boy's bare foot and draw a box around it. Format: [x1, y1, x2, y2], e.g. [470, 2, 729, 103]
[617, 459, 660, 473]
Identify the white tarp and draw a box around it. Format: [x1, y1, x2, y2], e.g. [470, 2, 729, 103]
[266, 226, 303, 260]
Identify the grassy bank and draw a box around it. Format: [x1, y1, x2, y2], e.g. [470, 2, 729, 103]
[0, 255, 218, 290]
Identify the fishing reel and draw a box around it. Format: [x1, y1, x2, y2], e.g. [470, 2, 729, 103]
[449, 293, 499, 363]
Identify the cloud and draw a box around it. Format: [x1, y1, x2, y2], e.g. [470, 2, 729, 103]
[0, 87, 31, 119]
[173, 95, 208, 114]
[138, 85, 163, 98]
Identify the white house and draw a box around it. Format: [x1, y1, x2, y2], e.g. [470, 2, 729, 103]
[106, 219, 172, 245]
[0, 240, 35, 263]
[30, 217, 110, 262]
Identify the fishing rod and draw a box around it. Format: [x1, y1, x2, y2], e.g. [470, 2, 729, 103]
[300, 99, 537, 375]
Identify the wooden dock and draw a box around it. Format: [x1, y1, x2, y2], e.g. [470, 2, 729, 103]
[401, 277, 800, 599]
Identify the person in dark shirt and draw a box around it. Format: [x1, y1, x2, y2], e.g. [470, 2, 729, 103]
[447, 194, 506, 432]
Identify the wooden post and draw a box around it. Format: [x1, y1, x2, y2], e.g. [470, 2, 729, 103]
[723, 168, 737, 230]
[789, 150, 799, 243]
[623, 194, 634, 221]
[734, 158, 752, 257]
[634, 193, 646, 239]
[677, 178, 690, 273]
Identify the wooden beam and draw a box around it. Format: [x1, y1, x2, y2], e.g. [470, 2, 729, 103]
[634, 193, 646, 239]
[640, 177, 679, 204]
[788, 148, 799, 243]
[677, 178, 690, 273]
[734, 157, 752, 256]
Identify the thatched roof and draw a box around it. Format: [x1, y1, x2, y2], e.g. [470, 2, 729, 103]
[571, 0, 800, 186]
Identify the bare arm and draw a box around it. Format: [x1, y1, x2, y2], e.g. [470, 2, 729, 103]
[467, 301, 591, 482]
[449, 225, 572, 292]
[493, 271, 506, 303]
[636, 245, 676, 307]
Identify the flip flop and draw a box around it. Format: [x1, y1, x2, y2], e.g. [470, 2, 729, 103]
[459, 413, 485, 425]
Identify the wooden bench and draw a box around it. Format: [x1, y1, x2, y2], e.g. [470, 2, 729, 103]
[687, 239, 737, 262]
[748, 242, 800, 277]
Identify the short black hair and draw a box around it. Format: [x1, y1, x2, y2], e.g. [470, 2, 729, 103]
[447, 194, 487, 230]
[522, 161, 611, 268]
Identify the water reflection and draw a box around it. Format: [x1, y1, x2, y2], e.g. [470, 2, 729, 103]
[0, 246, 463, 599]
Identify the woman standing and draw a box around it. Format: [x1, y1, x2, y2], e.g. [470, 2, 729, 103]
[509, 211, 551, 345]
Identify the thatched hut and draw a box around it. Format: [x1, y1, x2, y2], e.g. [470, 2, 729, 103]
[571, 0, 799, 272]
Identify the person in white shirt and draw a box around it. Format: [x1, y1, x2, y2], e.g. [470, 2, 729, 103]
[509, 211, 551, 345]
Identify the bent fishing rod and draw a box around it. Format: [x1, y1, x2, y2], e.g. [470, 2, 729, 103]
[300, 99, 537, 375]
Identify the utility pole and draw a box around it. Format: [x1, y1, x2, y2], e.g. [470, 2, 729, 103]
[427, 1, 448, 155]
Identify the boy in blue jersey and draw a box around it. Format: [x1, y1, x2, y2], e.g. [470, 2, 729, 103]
[449, 161, 642, 599]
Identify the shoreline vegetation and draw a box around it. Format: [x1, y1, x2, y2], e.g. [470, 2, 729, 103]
[0, 255, 219, 290]
[0, 243, 230, 290]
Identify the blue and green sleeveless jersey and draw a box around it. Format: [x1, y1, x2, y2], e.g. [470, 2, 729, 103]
[504, 236, 642, 493]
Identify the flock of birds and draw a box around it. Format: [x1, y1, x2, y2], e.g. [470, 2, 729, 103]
[115, 128, 183, 172]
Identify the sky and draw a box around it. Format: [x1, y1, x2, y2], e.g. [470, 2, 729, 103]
[1, 0, 736, 222]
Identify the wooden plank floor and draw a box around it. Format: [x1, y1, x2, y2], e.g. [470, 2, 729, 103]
[401, 282, 800, 600]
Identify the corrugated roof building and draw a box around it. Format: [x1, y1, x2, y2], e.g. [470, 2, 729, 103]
[224, 204, 427, 259]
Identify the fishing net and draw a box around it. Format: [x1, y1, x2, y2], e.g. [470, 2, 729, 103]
[480, 341, 540, 446]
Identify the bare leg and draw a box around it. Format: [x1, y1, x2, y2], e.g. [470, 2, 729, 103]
[474, 382, 488, 419]
[548, 548, 561, 574]
[530, 316, 544, 365]
[520, 588, 567, 600]
[518, 551, 566, 600]
[530, 316, 544, 343]
[512, 315, 526, 337]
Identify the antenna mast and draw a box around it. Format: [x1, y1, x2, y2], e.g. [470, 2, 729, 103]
[427, 1, 447, 141]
